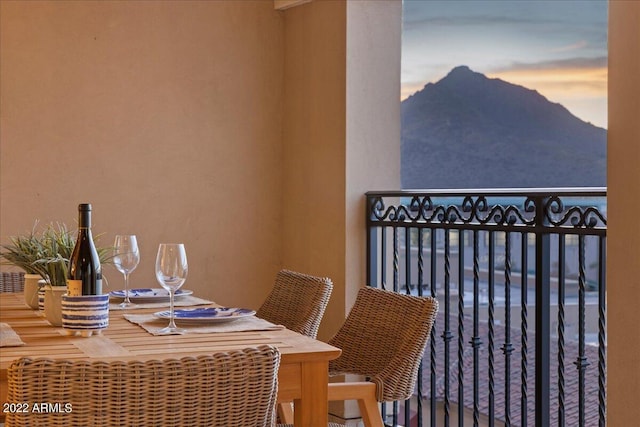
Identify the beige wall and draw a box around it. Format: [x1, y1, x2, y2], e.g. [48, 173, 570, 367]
[0, 1, 285, 308]
[0, 0, 402, 341]
[281, 0, 348, 339]
[607, 1, 640, 425]
[281, 0, 401, 340]
[4, 0, 640, 423]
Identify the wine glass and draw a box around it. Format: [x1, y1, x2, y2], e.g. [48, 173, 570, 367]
[113, 235, 140, 309]
[155, 243, 188, 334]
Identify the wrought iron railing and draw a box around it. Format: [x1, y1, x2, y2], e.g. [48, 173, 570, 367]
[366, 188, 606, 427]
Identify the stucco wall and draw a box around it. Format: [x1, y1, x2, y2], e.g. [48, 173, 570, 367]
[346, 0, 402, 311]
[281, 0, 401, 340]
[607, 1, 640, 424]
[0, 1, 284, 308]
[281, 0, 347, 340]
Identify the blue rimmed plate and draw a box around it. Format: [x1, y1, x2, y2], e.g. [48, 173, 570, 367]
[109, 288, 193, 303]
[153, 307, 256, 324]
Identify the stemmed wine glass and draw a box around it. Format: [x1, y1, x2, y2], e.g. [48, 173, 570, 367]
[113, 235, 140, 309]
[155, 243, 188, 334]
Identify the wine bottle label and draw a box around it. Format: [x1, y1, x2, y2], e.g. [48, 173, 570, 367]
[95, 278, 103, 296]
[67, 280, 82, 296]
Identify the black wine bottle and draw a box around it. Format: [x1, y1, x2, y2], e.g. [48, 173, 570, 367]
[67, 203, 102, 296]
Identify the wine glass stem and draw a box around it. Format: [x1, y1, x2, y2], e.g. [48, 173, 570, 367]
[123, 273, 131, 303]
[168, 289, 177, 329]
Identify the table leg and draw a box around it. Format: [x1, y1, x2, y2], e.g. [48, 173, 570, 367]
[294, 360, 328, 427]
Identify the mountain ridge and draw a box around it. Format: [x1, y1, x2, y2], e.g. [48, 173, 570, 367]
[401, 66, 607, 189]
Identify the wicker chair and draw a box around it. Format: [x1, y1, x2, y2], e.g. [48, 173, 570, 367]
[0, 271, 25, 293]
[6, 345, 281, 427]
[257, 270, 332, 423]
[279, 286, 438, 427]
[256, 269, 333, 339]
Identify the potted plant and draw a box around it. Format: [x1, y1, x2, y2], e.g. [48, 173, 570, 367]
[1, 222, 112, 316]
[32, 223, 112, 326]
[29, 222, 76, 288]
[1, 221, 53, 309]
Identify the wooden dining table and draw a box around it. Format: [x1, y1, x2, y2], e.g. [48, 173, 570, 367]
[0, 292, 341, 426]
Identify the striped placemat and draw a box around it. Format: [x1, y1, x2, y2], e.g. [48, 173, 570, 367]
[124, 313, 284, 336]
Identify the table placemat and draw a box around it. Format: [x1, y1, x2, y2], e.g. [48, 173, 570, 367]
[124, 313, 284, 336]
[1, 322, 25, 347]
[109, 295, 214, 311]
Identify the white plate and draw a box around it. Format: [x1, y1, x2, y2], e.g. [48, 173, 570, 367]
[153, 307, 256, 324]
[109, 288, 193, 303]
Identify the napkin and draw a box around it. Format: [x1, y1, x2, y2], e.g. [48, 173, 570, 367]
[124, 313, 284, 336]
[0, 322, 25, 347]
[109, 295, 214, 311]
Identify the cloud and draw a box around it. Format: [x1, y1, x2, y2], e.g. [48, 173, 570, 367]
[400, 1, 608, 127]
[551, 40, 589, 53]
[401, 81, 430, 100]
[490, 57, 608, 73]
[403, 14, 536, 32]
[486, 60, 607, 103]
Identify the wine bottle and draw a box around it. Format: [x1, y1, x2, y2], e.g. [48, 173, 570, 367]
[67, 203, 102, 296]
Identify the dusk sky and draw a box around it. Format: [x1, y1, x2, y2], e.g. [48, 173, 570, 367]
[401, 0, 608, 128]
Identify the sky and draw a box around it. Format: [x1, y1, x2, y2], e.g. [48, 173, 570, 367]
[401, 0, 608, 128]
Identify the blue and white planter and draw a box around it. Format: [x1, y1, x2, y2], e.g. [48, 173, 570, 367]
[37, 281, 46, 315]
[61, 294, 109, 337]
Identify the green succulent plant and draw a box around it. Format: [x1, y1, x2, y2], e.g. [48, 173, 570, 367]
[0, 223, 46, 275]
[29, 222, 75, 287]
[1, 221, 112, 287]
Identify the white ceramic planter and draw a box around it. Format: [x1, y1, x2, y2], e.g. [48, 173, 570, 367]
[43, 285, 67, 327]
[23, 274, 42, 310]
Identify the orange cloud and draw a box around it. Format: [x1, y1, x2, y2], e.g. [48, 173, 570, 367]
[487, 66, 607, 100]
[489, 66, 607, 127]
[401, 82, 427, 100]
[400, 64, 608, 128]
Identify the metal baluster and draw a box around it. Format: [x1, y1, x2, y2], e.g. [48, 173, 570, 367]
[404, 227, 413, 426]
[458, 229, 465, 427]
[393, 400, 399, 427]
[381, 227, 387, 290]
[598, 236, 606, 427]
[470, 229, 482, 427]
[574, 234, 590, 427]
[558, 235, 566, 427]
[393, 227, 399, 293]
[366, 209, 377, 288]
[418, 228, 425, 427]
[430, 229, 438, 427]
[521, 232, 529, 427]
[443, 229, 452, 426]
[502, 232, 514, 426]
[389, 225, 400, 426]
[406, 227, 412, 295]
[488, 230, 496, 425]
[535, 196, 551, 427]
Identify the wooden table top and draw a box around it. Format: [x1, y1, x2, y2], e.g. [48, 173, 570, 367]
[1, 292, 342, 427]
[0, 292, 340, 373]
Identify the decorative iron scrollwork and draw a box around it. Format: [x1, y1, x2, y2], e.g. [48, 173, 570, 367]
[369, 191, 606, 231]
[544, 196, 607, 228]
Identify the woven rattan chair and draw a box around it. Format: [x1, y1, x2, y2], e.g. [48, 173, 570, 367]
[6, 345, 281, 427]
[279, 286, 438, 427]
[257, 270, 332, 423]
[0, 271, 25, 293]
[256, 269, 333, 339]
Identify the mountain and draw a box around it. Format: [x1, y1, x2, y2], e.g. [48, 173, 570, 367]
[401, 66, 607, 189]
